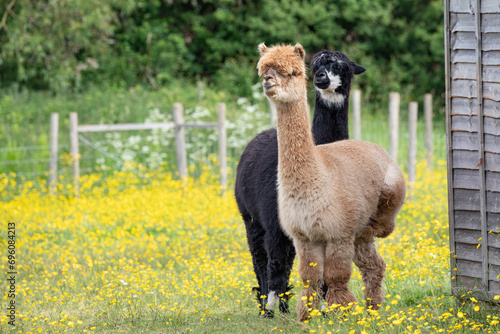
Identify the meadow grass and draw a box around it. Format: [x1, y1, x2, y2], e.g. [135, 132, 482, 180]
[0, 83, 233, 178]
[1, 160, 500, 334]
[0, 84, 446, 182]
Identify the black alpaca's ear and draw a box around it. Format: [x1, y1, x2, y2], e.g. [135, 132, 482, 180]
[293, 43, 306, 60]
[352, 62, 366, 75]
[258, 43, 269, 55]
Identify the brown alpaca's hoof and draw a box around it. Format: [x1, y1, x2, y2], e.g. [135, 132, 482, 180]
[325, 287, 357, 311]
[296, 289, 323, 322]
[364, 286, 384, 311]
[367, 303, 381, 311]
[366, 297, 383, 311]
[296, 290, 310, 322]
[297, 305, 309, 322]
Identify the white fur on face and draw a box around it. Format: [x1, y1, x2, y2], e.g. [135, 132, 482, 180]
[266, 290, 277, 310]
[327, 71, 341, 90]
[316, 71, 345, 106]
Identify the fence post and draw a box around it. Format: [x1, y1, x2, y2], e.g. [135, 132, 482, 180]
[424, 93, 433, 170]
[217, 103, 227, 195]
[408, 102, 418, 188]
[352, 89, 361, 140]
[69, 112, 80, 197]
[389, 92, 400, 163]
[49, 112, 59, 195]
[173, 103, 188, 180]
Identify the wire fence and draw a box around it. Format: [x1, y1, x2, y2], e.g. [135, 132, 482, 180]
[356, 114, 447, 169]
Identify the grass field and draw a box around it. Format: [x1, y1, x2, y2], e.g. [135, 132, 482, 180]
[1, 161, 500, 334]
[0, 84, 445, 183]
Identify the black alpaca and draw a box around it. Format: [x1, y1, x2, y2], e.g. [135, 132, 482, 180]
[235, 50, 365, 317]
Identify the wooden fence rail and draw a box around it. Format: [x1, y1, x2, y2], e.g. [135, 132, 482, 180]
[62, 103, 227, 196]
[337, 91, 434, 195]
[48, 93, 435, 196]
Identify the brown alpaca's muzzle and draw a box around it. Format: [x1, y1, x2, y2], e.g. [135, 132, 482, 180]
[263, 68, 279, 92]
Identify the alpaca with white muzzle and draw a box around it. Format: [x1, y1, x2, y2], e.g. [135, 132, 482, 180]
[310, 50, 365, 145]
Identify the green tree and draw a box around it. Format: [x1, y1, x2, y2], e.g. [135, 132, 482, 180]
[0, 0, 135, 91]
[0, 0, 445, 103]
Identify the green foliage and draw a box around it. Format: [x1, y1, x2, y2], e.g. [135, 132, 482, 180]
[0, 0, 445, 101]
[0, 0, 135, 91]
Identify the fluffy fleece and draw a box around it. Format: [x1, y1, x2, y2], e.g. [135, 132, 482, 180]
[257, 43, 406, 322]
[235, 47, 365, 317]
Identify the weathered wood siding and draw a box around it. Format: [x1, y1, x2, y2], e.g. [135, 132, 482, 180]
[445, 0, 500, 299]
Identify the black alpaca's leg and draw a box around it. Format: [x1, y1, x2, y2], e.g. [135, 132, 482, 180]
[281, 240, 296, 313]
[320, 282, 329, 312]
[265, 228, 295, 315]
[244, 218, 269, 316]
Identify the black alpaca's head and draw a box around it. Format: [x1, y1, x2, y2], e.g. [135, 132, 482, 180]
[310, 50, 365, 106]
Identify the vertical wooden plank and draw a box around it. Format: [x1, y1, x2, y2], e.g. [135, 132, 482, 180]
[408, 102, 418, 186]
[173, 103, 188, 180]
[69, 112, 80, 197]
[352, 89, 361, 140]
[475, 0, 488, 291]
[389, 92, 400, 162]
[424, 94, 434, 170]
[49, 112, 59, 195]
[217, 103, 227, 195]
[444, 0, 457, 293]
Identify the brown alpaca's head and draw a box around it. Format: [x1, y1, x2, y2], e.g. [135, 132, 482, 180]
[257, 43, 307, 104]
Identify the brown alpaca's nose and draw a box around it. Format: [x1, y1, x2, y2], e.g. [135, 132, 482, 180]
[263, 69, 278, 90]
[264, 68, 278, 81]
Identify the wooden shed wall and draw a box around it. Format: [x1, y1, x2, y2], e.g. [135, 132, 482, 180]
[445, 0, 500, 299]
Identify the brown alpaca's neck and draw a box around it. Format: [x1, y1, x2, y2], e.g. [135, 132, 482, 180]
[275, 98, 319, 179]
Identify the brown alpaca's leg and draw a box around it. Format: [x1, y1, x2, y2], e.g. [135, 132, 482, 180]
[324, 239, 357, 310]
[294, 239, 325, 322]
[369, 165, 406, 238]
[353, 236, 386, 310]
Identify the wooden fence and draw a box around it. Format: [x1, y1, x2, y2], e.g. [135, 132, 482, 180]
[48, 103, 227, 196]
[48, 92, 435, 196]
[348, 90, 434, 185]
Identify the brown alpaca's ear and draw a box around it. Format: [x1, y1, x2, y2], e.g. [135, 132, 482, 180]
[293, 43, 305, 60]
[258, 43, 268, 55]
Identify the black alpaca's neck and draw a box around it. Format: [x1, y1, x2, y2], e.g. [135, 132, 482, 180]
[312, 91, 349, 145]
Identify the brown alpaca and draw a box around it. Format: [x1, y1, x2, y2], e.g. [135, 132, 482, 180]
[256, 43, 406, 322]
